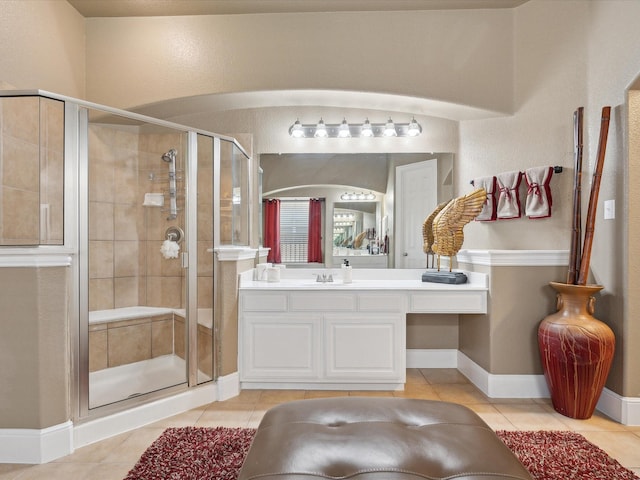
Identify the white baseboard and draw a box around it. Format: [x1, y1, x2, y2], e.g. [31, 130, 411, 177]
[408, 349, 548, 398]
[216, 371, 240, 401]
[456, 352, 549, 398]
[408, 349, 640, 425]
[0, 420, 73, 464]
[596, 387, 640, 426]
[406, 349, 458, 368]
[74, 383, 218, 450]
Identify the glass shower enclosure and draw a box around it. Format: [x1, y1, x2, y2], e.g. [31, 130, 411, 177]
[73, 100, 250, 415]
[0, 90, 252, 422]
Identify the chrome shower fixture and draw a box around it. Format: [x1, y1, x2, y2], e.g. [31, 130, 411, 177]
[161, 149, 178, 220]
[161, 148, 177, 163]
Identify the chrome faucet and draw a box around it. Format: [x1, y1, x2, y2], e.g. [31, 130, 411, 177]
[314, 273, 334, 283]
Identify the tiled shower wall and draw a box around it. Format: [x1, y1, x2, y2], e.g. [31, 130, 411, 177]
[88, 124, 187, 311]
[0, 96, 64, 245]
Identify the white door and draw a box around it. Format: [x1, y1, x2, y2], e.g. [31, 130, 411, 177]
[395, 160, 438, 268]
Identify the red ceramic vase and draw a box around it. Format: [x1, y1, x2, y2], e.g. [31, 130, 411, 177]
[538, 281, 615, 419]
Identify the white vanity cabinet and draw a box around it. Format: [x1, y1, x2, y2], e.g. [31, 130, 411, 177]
[239, 290, 407, 389]
[238, 268, 488, 390]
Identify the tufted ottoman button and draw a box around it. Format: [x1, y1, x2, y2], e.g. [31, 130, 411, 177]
[238, 397, 532, 480]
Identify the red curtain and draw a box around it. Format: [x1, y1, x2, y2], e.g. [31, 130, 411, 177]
[307, 198, 323, 263]
[263, 199, 281, 263]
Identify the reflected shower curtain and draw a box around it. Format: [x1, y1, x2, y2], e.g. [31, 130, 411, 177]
[307, 198, 323, 263]
[263, 199, 281, 263]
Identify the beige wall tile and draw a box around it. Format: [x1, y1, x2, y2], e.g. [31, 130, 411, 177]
[89, 330, 108, 372]
[41, 97, 65, 150]
[114, 241, 138, 277]
[160, 248, 183, 276]
[197, 240, 213, 276]
[146, 276, 183, 308]
[197, 204, 214, 241]
[115, 155, 138, 205]
[197, 326, 213, 378]
[137, 275, 147, 306]
[89, 278, 114, 311]
[151, 318, 174, 357]
[2, 187, 39, 244]
[89, 241, 114, 279]
[89, 202, 114, 241]
[108, 323, 151, 367]
[41, 148, 64, 244]
[2, 137, 39, 191]
[88, 161, 115, 203]
[114, 203, 139, 240]
[197, 276, 213, 309]
[114, 276, 138, 308]
[145, 240, 162, 276]
[2, 97, 39, 143]
[174, 315, 185, 359]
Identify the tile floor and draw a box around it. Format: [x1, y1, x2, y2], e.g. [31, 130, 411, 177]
[1, 368, 639, 480]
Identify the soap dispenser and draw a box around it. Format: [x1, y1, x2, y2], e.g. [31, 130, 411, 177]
[342, 259, 352, 284]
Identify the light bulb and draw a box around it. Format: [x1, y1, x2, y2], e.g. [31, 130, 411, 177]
[289, 119, 305, 138]
[383, 118, 397, 137]
[407, 117, 422, 136]
[361, 118, 374, 137]
[314, 118, 328, 138]
[338, 118, 351, 138]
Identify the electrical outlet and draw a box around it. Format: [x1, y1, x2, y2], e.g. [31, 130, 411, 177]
[604, 199, 615, 220]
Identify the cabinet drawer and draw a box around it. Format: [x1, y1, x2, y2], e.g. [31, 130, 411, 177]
[409, 291, 487, 313]
[358, 293, 405, 312]
[290, 293, 356, 311]
[241, 293, 288, 312]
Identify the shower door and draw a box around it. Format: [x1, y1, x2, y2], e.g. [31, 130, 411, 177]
[83, 107, 191, 409]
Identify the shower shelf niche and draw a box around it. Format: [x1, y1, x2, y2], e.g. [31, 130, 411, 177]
[143, 193, 165, 207]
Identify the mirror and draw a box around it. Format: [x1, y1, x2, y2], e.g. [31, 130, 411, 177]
[260, 153, 453, 268]
[333, 201, 383, 256]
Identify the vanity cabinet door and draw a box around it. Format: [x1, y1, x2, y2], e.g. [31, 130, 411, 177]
[324, 314, 405, 382]
[240, 313, 322, 381]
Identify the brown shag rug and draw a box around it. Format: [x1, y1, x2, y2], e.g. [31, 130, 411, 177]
[123, 427, 639, 480]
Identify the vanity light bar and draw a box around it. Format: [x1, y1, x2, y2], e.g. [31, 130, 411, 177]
[289, 118, 422, 138]
[340, 192, 376, 201]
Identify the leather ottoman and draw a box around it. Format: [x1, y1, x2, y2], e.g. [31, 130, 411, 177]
[238, 397, 532, 480]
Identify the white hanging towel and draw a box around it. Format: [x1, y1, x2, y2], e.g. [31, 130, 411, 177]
[525, 166, 554, 219]
[496, 170, 523, 219]
[473, 176, 497, 221]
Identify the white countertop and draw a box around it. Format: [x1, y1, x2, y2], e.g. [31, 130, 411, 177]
[239, 268, 488, 291]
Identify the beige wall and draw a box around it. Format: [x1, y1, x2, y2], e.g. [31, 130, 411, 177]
[0, 267, 69, 429]
[458, 263, 568, 375]
[459, 0, 640, 396]
[85, 10, 514, 114]
[215, 258, 255, 376]
[0, 1, 85, 98]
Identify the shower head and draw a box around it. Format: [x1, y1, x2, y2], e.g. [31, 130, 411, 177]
[161, 149, 177, 163]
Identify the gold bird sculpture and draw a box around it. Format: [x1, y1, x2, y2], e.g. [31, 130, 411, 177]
[432, 188, 487, 271]
[422, 201, 449, 269]
[353, 230, 367, 249]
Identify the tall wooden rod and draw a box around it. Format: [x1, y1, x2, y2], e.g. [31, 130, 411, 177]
[567, 107, 584, 285]
[577, 106, 611, 285]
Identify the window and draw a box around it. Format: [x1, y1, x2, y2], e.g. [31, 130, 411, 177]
[279, 200, 309, 263]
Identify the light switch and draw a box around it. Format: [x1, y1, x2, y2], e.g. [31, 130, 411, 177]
[604, 199, 615, 220]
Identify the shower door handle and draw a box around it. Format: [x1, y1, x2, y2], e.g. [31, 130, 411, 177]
[181, 252, 189, 268]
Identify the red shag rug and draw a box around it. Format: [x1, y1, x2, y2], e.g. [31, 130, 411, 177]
[123, 427, 639, 480]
